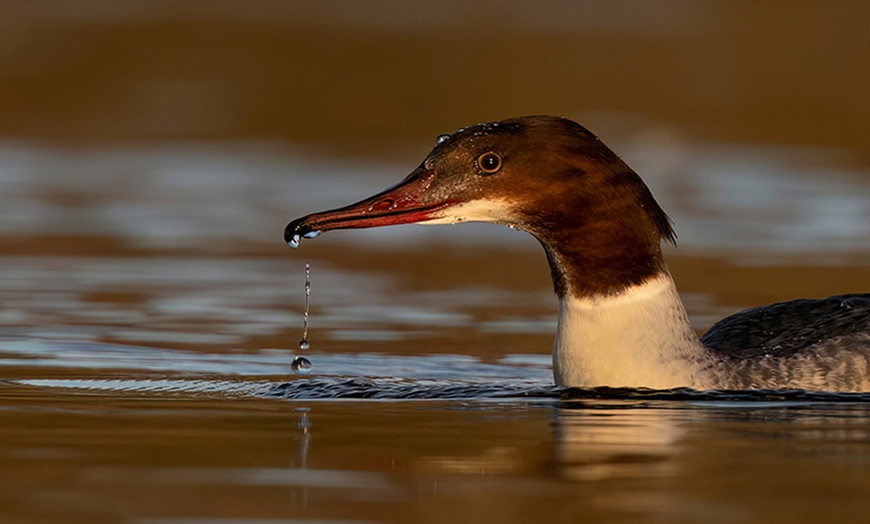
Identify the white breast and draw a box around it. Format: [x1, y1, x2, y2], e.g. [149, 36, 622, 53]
[553, 273, 714, 389]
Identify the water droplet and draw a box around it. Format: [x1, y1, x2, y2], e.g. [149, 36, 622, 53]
[293, 262, 313, 373]
[301, 262, 311, 343]
[288, 234, 301, 248]
[291, 356, 313, 374]
[303, 230, 321, 239]
[435, 133, 451, 144]
[297, 411, 312, 430]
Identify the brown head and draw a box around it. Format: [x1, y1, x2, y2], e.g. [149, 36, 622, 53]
[285, 115, 675, 298]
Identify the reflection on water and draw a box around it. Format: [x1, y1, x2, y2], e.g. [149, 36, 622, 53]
[1, 3, 869, 522]
[554, 407, 682, 481]
[3, 138, 866, 377]
[4, 380, 870, 523]
[1, 139, 867, 255]
[0, 138, 867, 523]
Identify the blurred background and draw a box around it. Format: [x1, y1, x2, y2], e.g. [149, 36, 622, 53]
[2, 0, 869, 255]
[0, 4, 870, 524]
[2, 0, 870, 156]
[1, 4, 869, 522]
[2, 0, 868, 351]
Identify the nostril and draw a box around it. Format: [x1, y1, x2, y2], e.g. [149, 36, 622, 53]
[369, 199, 395, 212]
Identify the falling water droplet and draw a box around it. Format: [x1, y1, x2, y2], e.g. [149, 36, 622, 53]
[291, 356, 313, 374]
[300, 261, 311, 346]
[295, 407, 312, 430]
[292, 261, 313, 374]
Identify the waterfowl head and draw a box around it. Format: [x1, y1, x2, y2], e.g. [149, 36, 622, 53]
[285, 115, 675, 298]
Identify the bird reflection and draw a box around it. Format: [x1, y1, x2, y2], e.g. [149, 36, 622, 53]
[551, 402, 687, 481]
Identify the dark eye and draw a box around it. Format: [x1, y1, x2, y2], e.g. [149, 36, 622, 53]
[476, 152, 503, 174]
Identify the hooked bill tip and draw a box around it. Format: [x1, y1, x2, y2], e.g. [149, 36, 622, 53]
[285, 217, 310, 248]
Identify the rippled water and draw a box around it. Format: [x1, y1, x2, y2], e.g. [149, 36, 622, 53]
[0, 137, 868, 523]
[4, 4, 870, 520]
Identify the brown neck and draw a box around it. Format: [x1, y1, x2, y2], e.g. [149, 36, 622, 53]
[538, 219, 669, 299]
[525, 167, 675, 299]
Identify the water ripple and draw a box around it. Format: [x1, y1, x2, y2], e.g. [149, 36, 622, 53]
[12, 374, 870, 405]
[267, 378, 870, 404]
[268, 377, 558, 400]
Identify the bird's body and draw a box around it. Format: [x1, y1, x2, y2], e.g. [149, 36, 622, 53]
[554, 273, 870, 390]
[285, 116, 870, 392]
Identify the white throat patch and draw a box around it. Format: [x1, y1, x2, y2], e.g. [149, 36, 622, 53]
[421, 198, 514, 226]
[552, 273, 709, 389]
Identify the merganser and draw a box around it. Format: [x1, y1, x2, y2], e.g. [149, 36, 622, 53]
[284, 116, 870, 392]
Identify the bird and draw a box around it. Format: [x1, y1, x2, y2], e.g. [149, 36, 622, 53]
[285, 115, 870, 392]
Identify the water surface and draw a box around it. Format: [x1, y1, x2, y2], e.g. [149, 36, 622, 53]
[1, 135, 868, 522]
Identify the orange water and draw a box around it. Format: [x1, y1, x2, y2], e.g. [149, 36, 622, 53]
[1, 139, 868, 523]
[2, 3, 870, 523]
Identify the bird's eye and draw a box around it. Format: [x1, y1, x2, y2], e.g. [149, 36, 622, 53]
[476, 152, 503, 175]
